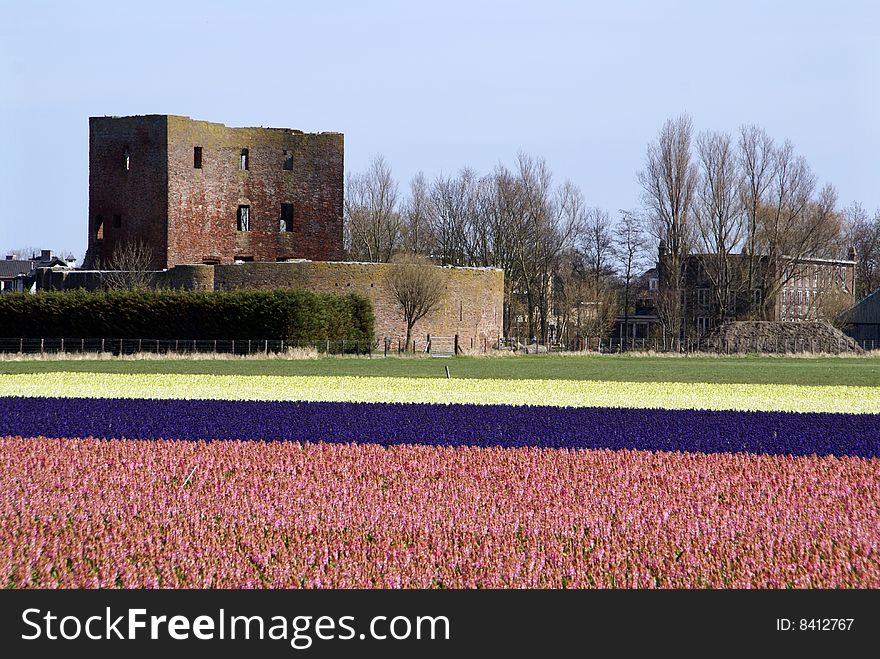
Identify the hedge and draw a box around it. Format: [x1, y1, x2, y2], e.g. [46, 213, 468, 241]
[0, 289, 375, 344]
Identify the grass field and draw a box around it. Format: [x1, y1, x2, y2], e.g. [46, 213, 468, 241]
[1, 353, 878, 386]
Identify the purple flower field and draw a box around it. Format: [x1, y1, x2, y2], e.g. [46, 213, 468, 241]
[2, 396, 879, 457]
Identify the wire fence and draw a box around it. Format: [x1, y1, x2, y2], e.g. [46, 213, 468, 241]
[511, 336, 877, 355]
[0, 335, 874, 357]
[0, 338, 375, 356]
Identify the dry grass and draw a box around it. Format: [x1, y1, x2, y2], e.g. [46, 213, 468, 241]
[0, 347, 877, 363]
[0, 347, 323, 362]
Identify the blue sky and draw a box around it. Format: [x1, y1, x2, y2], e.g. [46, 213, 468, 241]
[2, 0, 878, 259]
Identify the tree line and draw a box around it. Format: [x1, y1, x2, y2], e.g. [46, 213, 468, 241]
[345, 115, 880, 345]
[641, 115, 873, 340]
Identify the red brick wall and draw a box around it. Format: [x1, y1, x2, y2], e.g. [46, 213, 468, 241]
[87, 115, 343, 270]
[87, 116, 169, 270]
[166, 117, 343, 266]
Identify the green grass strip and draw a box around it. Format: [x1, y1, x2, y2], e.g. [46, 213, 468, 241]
[1, 354, 877, 386]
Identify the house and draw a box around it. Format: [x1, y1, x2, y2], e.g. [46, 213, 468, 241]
[679, 251, 856, 335]
[1, 251, 73, 293]
[616, 242, 857, 340]
[0, 257, 35, 293]
[613, 267, 661, 343]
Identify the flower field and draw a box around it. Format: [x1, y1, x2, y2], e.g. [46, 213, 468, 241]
[2, 372, 879, 413]
[3, 397, 879, 457]
[1, 368, 878, 588]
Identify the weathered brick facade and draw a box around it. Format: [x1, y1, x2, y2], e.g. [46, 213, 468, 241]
[211, 261, 504, 351]
[86, 115, 343, 269]
[34, 262, 505, 352]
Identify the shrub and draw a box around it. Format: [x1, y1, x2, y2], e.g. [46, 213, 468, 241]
[0, 289, 374, 344]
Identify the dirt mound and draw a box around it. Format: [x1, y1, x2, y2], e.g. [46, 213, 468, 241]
[706, 320, 862, 354]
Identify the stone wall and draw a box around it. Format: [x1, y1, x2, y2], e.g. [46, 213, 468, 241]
[31, 261, 504, 352]
[211, 262, 503, 351]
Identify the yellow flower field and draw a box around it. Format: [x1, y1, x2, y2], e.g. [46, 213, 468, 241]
[1, 372, 877, 413]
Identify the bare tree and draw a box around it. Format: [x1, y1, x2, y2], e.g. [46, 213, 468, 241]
[463, 174, 498, 268]
[509, 154, 580, 343]
[614, 211, 649, 350]
[344, 155, 401, 262]
[482, 165, 522, 336]
[102, 240, 155, 289]
[815, 289, 857, 327]
[578, 208, 615, 296]
[429, 169, 478, 266]
[4, 246, 39, 260]
[638, 114, 698, 340]
[738, 125, 776, 300]
[400, 172, 435, 256]
[695, 130, 745, 324]
[556, 207, 616, 346]
[844, 203, 880, 299]
[753, 143, 842, 317]
[385, 253, 446, 351]
[554, 247, 617, 349]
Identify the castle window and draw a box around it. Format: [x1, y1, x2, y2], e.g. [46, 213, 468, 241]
[95, 215, 104, 241]
[283, 150, 293, 171]
[234, 256, 254, 264]
[696, 288, 709, 306]
[240, 148, 249, 170]
[280, 203, 293, 232]
[237, 205, 250, 232]
[113, 214, 122, 229]
[648, 277, 658, 291]
[124, 146, 130, 171]
[194, 146, 202, 169]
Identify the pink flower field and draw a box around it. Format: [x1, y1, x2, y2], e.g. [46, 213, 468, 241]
[3, 436, 878, 588]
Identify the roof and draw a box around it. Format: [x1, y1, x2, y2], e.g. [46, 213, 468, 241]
[685, 252, 855, 266]
[0, 260, 35, 278]
[840, 287, 880, 324]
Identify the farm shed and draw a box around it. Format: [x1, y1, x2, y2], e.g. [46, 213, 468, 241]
[839, 287, 880, 343]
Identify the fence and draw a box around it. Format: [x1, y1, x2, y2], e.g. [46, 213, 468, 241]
[381, 334, 468, 356]
[0, 337, 374, 356]
[506, 336, 877, 355]
[2, 335, 873, 357]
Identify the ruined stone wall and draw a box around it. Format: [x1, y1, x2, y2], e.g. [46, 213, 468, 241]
[31, 261, 503, 350]
[165, 117, 343, 266]
[211, 262, 504, 351]
[87, 116, 169, 270]
[87, 115, 343, 270]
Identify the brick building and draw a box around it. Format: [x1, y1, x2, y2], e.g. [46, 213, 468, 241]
[617, 243, 857, 339]
[85, 115, 344, 269]
[680, 252, 856, 335]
